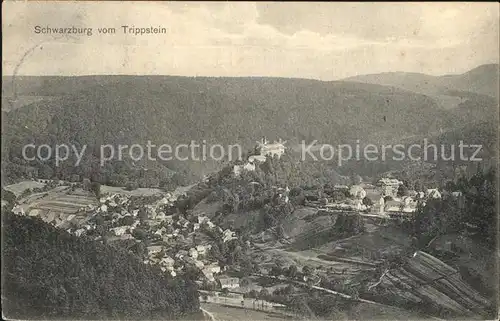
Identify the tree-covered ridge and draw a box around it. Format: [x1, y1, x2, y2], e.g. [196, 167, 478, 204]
[412, 167, 497, 248]
[2, 211, 200, 320]
[2, 75, 460, 185]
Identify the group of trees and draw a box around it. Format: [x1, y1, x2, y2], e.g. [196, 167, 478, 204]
[202, 224, 255, 273]
[259, 201, 295, 237]
[268, 263, 316, 280]
[244, 288, 272, 300]
[258, 153, 350, 189]
[411, 168, 496, 248]
[2, 149, 193, 191]
[333, 213, 366, 236]
[1, 188, 17, 204]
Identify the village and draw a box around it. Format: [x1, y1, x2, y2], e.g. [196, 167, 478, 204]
[308, 178, 448, 217]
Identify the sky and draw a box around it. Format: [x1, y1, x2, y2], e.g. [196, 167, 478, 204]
[2, 1, 499, 80]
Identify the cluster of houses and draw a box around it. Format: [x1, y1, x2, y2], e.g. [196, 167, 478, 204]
[321, 184, 370, 211]
[69, 193, 146, 239]
[60, 192, 242, 288]
[142, 214, 237, 280]
[372, 178, 444, 215]
[314, 178, 447, 216]
[144, 241, 218, 278]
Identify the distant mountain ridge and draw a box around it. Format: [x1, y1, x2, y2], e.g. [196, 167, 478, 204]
[2, 75, 456, 148]
[343, 63, 499, 100]
[1, 75, 465, 140]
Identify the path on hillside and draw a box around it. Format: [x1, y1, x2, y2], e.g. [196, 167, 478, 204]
[172, 183, 197, 197]
[18, 186, 70, 205]
[251, 273, 444, 320]
[201, 307, 217, 321]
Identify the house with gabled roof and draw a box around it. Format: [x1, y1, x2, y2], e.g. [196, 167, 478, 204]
[218, 276, 240, 289]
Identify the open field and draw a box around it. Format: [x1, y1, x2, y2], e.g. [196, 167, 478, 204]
[4, 180, 46, 196]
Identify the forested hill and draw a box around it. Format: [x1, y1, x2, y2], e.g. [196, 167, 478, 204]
[2, 70, 497, 186]
[3, 75, 451, 146]
[2, 211, 200, 320]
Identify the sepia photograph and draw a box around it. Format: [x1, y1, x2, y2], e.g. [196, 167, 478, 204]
[1, 2, 499, 320]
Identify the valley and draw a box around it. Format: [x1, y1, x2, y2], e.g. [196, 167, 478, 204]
[1, 64, 497, 321]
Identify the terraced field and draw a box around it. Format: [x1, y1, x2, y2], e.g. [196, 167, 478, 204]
[16, 186, 98, 226]
[34, 193, 96, 213]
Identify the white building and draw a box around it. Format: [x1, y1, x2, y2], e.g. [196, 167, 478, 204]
[218, 277, 240, 289]
[197, 216, 209, 224]
[189, 247, 199, 259]
[202, 269, 216, 282]
[12, 205, 25, 216]
[147, 245, 163, 256]
[426, 189, 442, 199]
[74, 228, 86, 237]
[233, 161, 256, 177]
[111, 226, 129, 236]
[196, 244, 210, 256]
[222, 229, 237, 243]
[349, 185, 367, 199]
[154, 227, 166, 236]
[160, 256, 175, 269]
[248, 155, 267, 163]
[377, 178, 403, 196]
[207, 263, 221, 274]
[258, 137, 286, 159]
